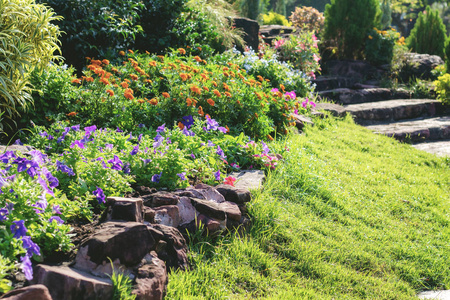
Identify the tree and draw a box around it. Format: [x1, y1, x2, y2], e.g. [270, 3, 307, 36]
[380, 0, 392, 29]
[323, 0, 380, 59]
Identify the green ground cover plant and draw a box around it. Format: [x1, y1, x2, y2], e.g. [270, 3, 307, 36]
[166, 115, 450, 299]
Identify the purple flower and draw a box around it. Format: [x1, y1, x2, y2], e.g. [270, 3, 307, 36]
[153, 133, 165, 149]
[284, 91, 296, 100]
[156, 124, 166, 133]
[107, 155, 123, 171]
[0, 151, 16, 163]
[130, 145, 139, 156]
[116, 127, 123, 132]
[14, 139, 23, 145]
[231, 163, 240, 169]
[84, 125, 97, 137]
[6, 202, 13, 214]
[71, 124, 80, 131]
[271, 88, 279, 93]
[138, 134, 143, 143]
[41, 167, 59, 189]
[151, 172, 162, 183]
[20, 255, 33, 281]
[123, 162, 131, 174]
[37, 175, 54, 197]
[49, 216, 64, 224]
[177, 172, 187, 181]
[127, 133, 133, 141]
[11, 220, 27, 238]
[190, 153, 196, 159]
[181, 127, 195, 136]
[14, 158, 39, 178]
[29, 150, 47, 165]
[33, 193, 48, 213]
[207, 140, 215, 147]
[56, 160, 75, 176]
[216, 145, 226, 159]
[261, 141, 270, 154]
[47, 135, 54, 141]
[70, 140, 85, 149]
[0, 208, 8, 221]
[205, 115, 219, 131]
[218, 127, 227, 133]
[52, 205, 62, 215]
[214, 170, 221, 181]
[93, 187, 106, 204]
[39, 131, 48, 137]
[22, 236, 41, 256]
[181, 115, 194, 129]
[105, 144, 114, 151]
[141, 158, 152, 165]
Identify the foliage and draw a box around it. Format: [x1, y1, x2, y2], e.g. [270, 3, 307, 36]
[434, 73, 450, 105]
[446, 36, 450, 72]
[0, 255, 13, 294]
[323, 0, 380, 59]
[365, 28, 401, 66]
[273, 31, 321, 79]
[380, 0, 392, 29]
[406, 6, 447, 59]
[108, 260, 136, 300]
[289, 6, 325, 34]
[262, 11, 291, 26]
[23, 50, 311, 138]
[238, 0, 262, 20]
[0, 0, 61, 130]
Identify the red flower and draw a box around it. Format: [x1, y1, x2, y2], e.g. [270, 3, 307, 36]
[223, 176, 236, 187]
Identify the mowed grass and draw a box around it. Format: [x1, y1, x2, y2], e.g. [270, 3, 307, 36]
[165, 115, 450, 299]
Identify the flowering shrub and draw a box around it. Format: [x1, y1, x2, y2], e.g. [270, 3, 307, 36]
[364, 28, 402, 66]
[273, 31, 321, 79]
[27, 50, 310, 138]
[434, 73, 450, 105]
[289, 6, 324, 34]
[262, 11, 292, 26]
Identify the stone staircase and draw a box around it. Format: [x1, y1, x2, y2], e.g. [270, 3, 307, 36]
[314, 76, 450, 157]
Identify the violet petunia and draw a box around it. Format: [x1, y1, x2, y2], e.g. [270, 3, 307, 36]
[11, 220, 27, 238]
[93, 187, 106, 204]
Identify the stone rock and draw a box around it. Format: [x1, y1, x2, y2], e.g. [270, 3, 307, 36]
[291, 114, 314, 131]
[196, 214, 224, 234]
[0, 145, 35, 154]
[322, 60, 385, 79]
[105, 197, 143, 222]
[177, 196, 198, 226]
[132, 252, 168, 300]
[404, 52, 444, 80]
[190, 198, 226, 220]
[229, 170, 265, 190]
[0, 284, 52, 300]
[143, 207, 156, 223]
[153, 205, 180, 227]
[232, 17, 259, 51]
[314, 103, 346, 117]
[192, 184, 226, 203]
[32, 265, 113, 300]
[74, 222, 157, 270]
[215, 184, 251, 205]
[152, 224, 188, 270]
[218, 201, 241, 222]
[259, 25, 295, 45]
[142, 191, 179, 208]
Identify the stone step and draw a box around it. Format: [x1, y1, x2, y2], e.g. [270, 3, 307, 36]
[319, 88, 412, 105]
[365, 116, 450, 143]
[413, 140, 450, 157]
[344, 99, 445, 124]
[312, 76, 360, 91]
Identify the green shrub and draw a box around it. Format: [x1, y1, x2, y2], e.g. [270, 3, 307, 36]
[365, 28, 400, 66]
[0, 0, 61, 130]
[445, 36, 450, 71]
[434, 73, 450, 105]
[262, 11, 291, 26]
[406, 6, 447, 59]
[289, 6, 324, 34]
[380, 0, 392, 29]
[323, 0, 380, 59]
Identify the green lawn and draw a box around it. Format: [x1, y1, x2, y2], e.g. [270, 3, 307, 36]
[165, 115, 450, 299]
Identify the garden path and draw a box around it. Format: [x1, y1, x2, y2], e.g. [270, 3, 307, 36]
[314, 76, 450, 157]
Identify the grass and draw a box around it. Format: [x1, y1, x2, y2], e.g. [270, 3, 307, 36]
[165, 115, 450, 299]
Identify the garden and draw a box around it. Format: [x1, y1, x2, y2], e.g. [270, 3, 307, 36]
[0, 0, 449, 299]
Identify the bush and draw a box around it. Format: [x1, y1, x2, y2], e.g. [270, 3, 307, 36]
[262, 11, 291, 26]
[446, 36, 450, 72]
[365, 28, 400, 66]
[0, 0, 61, 131]
[289, 6, 324, 34]
[434, 73, 450, 105]
[323, 0, 380, 59]
[406, 6, 447, 59]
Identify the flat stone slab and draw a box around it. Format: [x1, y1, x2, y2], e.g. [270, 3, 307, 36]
[418, 290, 450, 299]
[365, 116, 450, 142]
[413, 141, 450, 157]
[229, 170, 265, 190]
[314, 102, 347, 117]
[319, 88, 412, 105]
[344, 99, 442, 123]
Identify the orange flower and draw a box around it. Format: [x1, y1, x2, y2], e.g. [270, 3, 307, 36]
[119, 51, 125, 56]
[121, 82, 129, 89]
[213, 89, 221, 97]
[178, 122, 185, 130]
[207, 98, 215, 106]
[200, 73, 209, 80]
[91, 59, 102, 66]
[111, 67, 119, 73]
[186, 98, 193, 106]
[255, 92, 262, 100]
[149, 98, 158, 105]
[85, 77, 94, 82]
[267, 134, 274, 141]
[149, 61, 157, 67]
[203, 86, 209, 92]
[180, 73, 188, 81]
[280, 84, 285, 92]
[257, 75, 264, 82]
[67, 111, 77, 117]
[162, 92, 170, 98]
[102, 59, 110, 65]
[128, 49, 134, 54]
[71, 78, 81, 84]
[178, 48, 186, 55]
[198, 106, 204, 116]
[194, 56, 202, 62]
[137, 99, 145, 104]
[145, 79, 152, 84]
[212, 81, 218, 87]
[223, 83, 230, 91]
[190, 85, 202, 95]
[124, 88, 134, 100]
[225, 92, 231, 97]
[157, 55, 164, 61]
[223, 72, 229, 77]
[100, 77, 110, 85]
[130, 74, 139, 81]
[106, 89, 114, 96]
[225, 125, 230, 133]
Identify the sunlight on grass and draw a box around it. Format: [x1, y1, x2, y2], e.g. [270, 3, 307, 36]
[166, 115, 450, 300]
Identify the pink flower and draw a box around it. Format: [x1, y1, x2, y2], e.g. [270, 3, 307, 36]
[313, 54, 321, 62]
[224, 176, 236, 187]
[274, 39, 285, 49]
